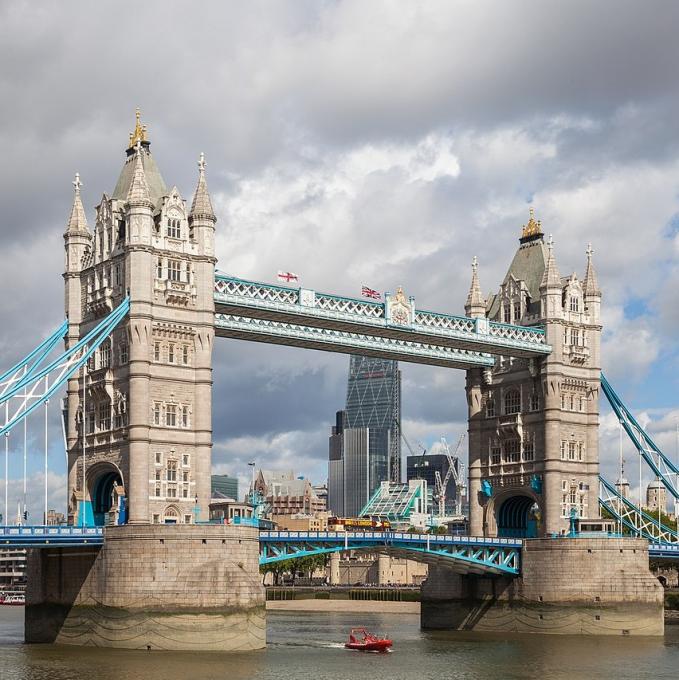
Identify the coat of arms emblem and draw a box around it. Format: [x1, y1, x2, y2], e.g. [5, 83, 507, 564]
[387, 286, 413, 326]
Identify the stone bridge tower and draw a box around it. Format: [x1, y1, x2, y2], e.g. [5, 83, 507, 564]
[465, 210, 602, 537]
[63, 111, 216, 526]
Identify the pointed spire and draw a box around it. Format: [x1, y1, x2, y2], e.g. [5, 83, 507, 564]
[189, 152, 216, 223]
[65, 172, 89, 235]
[540, 234, 561, 289]
[126, 140, 151, 205]
[465, 256, 486, 317]
[583, 242, 601, 297]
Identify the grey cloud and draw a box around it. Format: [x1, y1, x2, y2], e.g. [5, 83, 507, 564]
[2, 1, 679, 493]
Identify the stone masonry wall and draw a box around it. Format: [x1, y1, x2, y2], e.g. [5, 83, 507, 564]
[421, 537, 663, 636]
[25, 524, 265, 650]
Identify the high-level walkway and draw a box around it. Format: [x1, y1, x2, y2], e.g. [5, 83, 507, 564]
[214, 275, 551, 369]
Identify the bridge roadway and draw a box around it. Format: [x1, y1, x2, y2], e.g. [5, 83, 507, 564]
[2, 526, 676, 573]
[214, 275, 551, 369]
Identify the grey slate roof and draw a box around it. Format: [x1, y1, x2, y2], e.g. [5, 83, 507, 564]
[112, 144, 167, 206]
[487, 238, 548, 318]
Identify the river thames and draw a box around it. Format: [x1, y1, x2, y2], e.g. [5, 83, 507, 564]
[1, 607, 678, 680]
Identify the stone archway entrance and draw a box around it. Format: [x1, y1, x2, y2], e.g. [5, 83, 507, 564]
[89, 465, 123, 526]
[497, 495, 539, 538]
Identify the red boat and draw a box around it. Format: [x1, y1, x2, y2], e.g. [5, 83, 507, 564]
[344, 627, 392, 652]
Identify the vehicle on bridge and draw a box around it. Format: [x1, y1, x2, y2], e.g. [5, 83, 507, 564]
[328, 517, 392, 531]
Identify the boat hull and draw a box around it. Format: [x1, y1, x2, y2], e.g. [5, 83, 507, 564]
[345, 640, 392, 652]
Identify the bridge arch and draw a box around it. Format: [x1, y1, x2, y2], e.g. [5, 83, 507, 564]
[86, 462, 124, 527]
[496, 494, 539, 538]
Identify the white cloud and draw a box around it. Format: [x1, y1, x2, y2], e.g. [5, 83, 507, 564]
[601, 305, 661, 380]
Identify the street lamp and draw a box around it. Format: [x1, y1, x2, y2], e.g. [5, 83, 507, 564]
[247, 462, 256, 505]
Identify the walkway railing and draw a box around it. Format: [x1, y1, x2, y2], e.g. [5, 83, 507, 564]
[0, 525, 103, 547]
[214, 275, 551, 360]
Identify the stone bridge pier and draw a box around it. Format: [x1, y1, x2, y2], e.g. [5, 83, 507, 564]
[26, 524, 265, 650]
[421, 537, 664, 636]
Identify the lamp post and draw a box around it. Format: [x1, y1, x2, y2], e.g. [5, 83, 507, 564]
[247, 461, 256, 505]
[193, 494, 200, 524]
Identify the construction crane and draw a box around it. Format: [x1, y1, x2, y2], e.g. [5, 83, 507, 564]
[393, 419, 427, 476]
[434, 434, 467, 516]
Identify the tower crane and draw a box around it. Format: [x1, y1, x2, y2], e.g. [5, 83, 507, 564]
[434, 434, 467, 516]
[393, 419, 427, 474]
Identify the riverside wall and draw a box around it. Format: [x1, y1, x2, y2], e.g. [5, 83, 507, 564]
[421, 537, 664, 636]
[25, 524, 265, 650]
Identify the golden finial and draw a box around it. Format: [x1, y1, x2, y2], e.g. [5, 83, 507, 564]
[128, 107, 148, 149]
[521, 206, 542, 239]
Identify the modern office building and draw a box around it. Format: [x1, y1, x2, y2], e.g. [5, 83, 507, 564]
[211, 474, 239, 500]
[327, 355, 401, 517]
[407, 453, 460, 515]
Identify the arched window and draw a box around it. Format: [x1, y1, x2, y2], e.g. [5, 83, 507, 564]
[164, 506, 179, 524]
[504, 389, 521, 415]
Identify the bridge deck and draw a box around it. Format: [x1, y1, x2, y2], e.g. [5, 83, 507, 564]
[214, 276, 551, 365]
[259, 531, 523, 576]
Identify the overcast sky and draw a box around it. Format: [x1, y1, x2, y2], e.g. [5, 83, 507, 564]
[1, 0, 679, 520]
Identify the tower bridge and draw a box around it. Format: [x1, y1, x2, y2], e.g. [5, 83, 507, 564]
[1, 112, 671, 648]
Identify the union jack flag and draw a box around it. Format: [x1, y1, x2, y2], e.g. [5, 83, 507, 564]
[361, 285, 381, 300]
[277, 271, 299, 283]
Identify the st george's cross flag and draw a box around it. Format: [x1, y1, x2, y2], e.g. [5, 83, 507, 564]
[277, 271, 299, 283]
[361, 285, 381, 300]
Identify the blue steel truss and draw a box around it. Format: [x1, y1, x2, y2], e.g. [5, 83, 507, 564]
[215, 314, 494, 369]
[601, 373, 679, 500]
[0, 298, 130, 436]
[214, 275, 551, 363]
[599, 476, 679, 544]
[259, 531, 521, 576]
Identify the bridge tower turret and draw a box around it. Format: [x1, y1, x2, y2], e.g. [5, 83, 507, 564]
[466, 209, 602, 537]
[63, 111, 216, 526]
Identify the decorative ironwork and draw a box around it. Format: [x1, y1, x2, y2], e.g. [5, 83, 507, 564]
[599, 476, 679, 544]
[316, 292, 384, 318]
[259, 530, 521, 575]
[215, 314, 495, 368]
[214, 276, 299, 305]
[214, 275, 550, 358]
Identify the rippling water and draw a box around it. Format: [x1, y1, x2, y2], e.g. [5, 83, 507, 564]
[1, 607, 678, 680]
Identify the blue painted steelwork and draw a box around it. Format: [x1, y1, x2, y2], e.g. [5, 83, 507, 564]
[497, 496, 538, 539]
[0, 320, 68, 393]
[259, 531, 522, 575]
[599, 475, 679, 544]
[214, 275, 551, 361]
[0, 298, 130, 436]
[0, 525, 103, 548]
[215, 314, 495, 369]
[649, 544, 679, 559]
[601, 373, 679, 499]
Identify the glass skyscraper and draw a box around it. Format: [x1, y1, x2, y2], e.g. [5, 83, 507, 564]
[327, 355, 401, 517]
